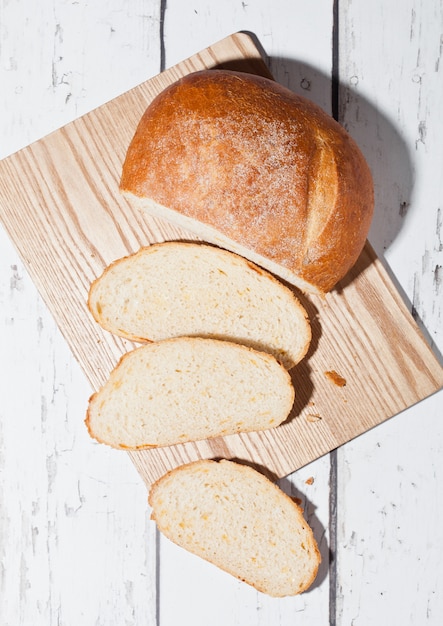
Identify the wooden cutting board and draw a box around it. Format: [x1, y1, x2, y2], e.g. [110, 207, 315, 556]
[1, 32, 442, 488]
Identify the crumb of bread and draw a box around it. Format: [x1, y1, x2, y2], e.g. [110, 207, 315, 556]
[306, 413, 322, 423]
[324, 370, 347, 387]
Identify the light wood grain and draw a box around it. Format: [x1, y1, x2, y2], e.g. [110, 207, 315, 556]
[0, 32, 442, 491]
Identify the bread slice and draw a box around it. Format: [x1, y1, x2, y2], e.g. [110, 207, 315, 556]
[120, 69, 374, 295]
[148, 459, 321, 596]
[85, 337, 295, 449]
[88, 241, 311, 369]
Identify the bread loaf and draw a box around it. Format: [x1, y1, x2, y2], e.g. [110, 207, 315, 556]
[148, 459, 321, 596]
[120, 69, 374, 295]
[88, 241, 311, 369]
[85, 337, 295, 449]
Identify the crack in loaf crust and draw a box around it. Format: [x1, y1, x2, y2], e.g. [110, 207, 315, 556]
[120, 69, 374, 294]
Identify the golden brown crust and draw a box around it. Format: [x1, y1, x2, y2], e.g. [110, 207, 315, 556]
[120, 69, 374, 293]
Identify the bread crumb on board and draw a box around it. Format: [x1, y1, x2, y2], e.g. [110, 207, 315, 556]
[324, 370, 347, 387]
[305, 476, 315, 485]
[306, 413, 322, 423]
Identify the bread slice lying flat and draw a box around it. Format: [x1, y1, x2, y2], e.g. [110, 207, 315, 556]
[85, 337, 295, 449]
[88, 242, 311, 369]
[148, 459, 321, 597]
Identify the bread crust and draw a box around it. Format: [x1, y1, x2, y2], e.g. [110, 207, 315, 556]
[120, 69, 374, 294]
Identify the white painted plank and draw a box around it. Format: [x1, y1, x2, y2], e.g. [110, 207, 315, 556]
[0, 1, 161, 624]
[337, 0, 443, 623]
[156, 2, 334, 623]
[0, 0, 163, 156]
[0, 227, 159, 625]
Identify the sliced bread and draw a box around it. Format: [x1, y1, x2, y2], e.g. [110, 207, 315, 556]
[87, 241, 311, 369]
[85, 337, 295, 449]
[148, 459, 321, 597]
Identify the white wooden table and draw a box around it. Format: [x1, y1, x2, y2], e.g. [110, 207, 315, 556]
[1, 1, 442, 624]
